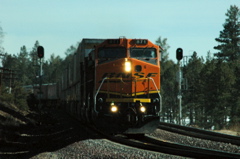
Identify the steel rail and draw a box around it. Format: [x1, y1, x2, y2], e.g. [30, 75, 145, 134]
[106, 134, 240, 159]
[158, 122, 240, 146]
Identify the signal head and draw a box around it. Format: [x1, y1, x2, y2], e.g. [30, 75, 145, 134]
[176, 48, 183, 61]
[37, 46, 44, 58]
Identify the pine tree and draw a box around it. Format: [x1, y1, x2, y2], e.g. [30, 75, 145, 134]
[155, 36, 170, 62]
[155, 36, 178, 122]
[17, 46, 31, 85]
[44, 54, 63, 83]
[28, 41, 41, 85]
[200, 60, 235, 129]
[214, 5, 240, 61]
[160, 60, 178, 122]
[231, 63, 240, 124]
[183, 52, 204, 126]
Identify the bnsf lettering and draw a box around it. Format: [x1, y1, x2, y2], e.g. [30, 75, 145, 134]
[102, 72, 158, 79]
[134, 72, 158, 78]
[146, 73, 158, 77]
[116, 73, 132, 78]
[101, 73, 131, 79]
[134, 72, 144, 78]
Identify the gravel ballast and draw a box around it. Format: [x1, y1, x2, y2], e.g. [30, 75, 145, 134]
[150, 129, 240, 154]
[30, 139, 185, 159]
[3, 107, 239, 158]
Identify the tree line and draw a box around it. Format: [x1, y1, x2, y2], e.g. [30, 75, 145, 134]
[0, 39, 77, 110]
[159, 5, 240, 129]
[0, 5, 239, 129]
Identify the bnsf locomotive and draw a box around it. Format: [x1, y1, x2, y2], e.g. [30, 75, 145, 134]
[58, 38, 161, 134]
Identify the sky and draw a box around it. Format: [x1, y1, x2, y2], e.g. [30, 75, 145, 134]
[0, 0, 239, 62]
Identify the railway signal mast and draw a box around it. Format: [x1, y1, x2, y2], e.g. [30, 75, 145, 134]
[37, 46, 44, 108]
[176, 48, 183, 125]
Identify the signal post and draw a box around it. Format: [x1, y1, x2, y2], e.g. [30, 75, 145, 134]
[37, 46, 44, 109]
[176, 48, 183, 125]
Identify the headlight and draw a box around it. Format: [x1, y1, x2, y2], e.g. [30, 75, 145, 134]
[111, 105, 118, 113]
[125, 59, 131, 72]
[140, 106, 146, 113]
[110, 102, 118, 113]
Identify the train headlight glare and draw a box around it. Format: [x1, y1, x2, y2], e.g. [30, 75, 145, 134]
[125, 59, 131, 72]
[140, 106, 146, 113]
[111, 106, 118, 113]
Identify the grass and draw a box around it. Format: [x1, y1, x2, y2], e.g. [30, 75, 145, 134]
[213, 123, 240, 136]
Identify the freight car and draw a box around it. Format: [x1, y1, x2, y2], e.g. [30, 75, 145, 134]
[60, 38, 162, 134]
[26, 83, 59, 109]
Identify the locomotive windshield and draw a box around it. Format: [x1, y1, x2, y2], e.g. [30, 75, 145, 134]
[130, 48, 157, 65]
[98, 47, 126, 63]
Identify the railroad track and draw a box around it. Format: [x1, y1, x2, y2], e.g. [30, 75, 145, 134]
[2, 109, 239, 158]
[105, 133, 240, 159]
[158, 122, 240, 146]
[0, 109, 100, 159]
[66, 114, 240, 158]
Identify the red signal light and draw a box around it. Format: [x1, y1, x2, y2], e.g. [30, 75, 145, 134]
[37, 46, 44, 58]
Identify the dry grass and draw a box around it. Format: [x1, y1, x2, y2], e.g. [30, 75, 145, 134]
[0, 101, 31, 127]
[214, 124, 240, 136]
[214, 130, 239, 136]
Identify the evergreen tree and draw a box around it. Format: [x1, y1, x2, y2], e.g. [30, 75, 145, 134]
[200, 60, 235, 129]
[65, 45, 77, 57]
[213, 61, 235, 129]
[2, 54, 18, 70]
[63, 44, 77, 66]
[200, 59, 217, 128]
[214, 5, 240, 61]
[160, 60, 178, 122]
[231, 62, 240, 124]
[155, 36, 178, 122]
[183, 52, 204, 125]
[17, 46, 31, 85]
[155, 36, 170, 62]
[28, 41, 41, 85]
[43, 54, 63, 83]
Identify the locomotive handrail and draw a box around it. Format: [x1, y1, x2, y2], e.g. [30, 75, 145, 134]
[149, 77, 162, 114]
[94, 77, 127, 112]
[132, 77, 162, 114]
[94, 77, 108, 113]
[94, 76, 162, 115]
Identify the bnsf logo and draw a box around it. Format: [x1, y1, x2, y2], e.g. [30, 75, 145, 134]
[101, 72, 158, 78]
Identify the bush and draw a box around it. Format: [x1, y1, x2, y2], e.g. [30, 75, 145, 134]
[0, 81, 29, 111]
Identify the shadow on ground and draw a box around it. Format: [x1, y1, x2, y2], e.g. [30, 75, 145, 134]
[0, 107, 100, 159]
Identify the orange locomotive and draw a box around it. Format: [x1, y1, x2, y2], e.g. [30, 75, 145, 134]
[62, 38, 161, 134]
